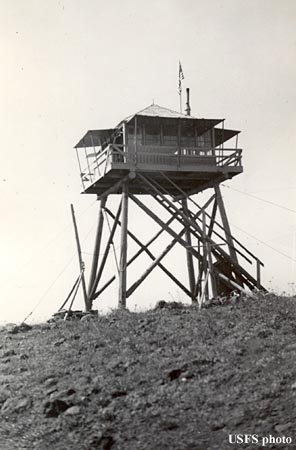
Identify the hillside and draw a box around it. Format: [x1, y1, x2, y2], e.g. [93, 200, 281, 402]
[0, 294, 295, 450]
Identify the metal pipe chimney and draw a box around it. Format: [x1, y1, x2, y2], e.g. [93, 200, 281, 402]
[185, 88, 191, 116]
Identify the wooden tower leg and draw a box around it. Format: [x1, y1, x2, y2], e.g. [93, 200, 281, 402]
[182, 199, 196, 302]
[88, 196, 106, 306]
[202, 211, 209, 301]
[214, 185, 238, 264]
[118, 181, 129, 308]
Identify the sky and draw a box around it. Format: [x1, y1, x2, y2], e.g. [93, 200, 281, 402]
[0, 0, 296, 324]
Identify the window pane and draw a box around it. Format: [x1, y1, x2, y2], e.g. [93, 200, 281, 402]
[163, 124, 178, 146]
[181, 124, 195, 147]
[145, 123, 160, 145]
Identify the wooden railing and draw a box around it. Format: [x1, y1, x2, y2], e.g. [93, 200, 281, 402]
[79, 144, 242, 190]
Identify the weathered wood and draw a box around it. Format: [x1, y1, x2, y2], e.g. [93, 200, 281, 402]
[182, 199, 196, 302]
[138, 174, 266, 291]
[127, 236, 184, 298]
[130, 193, 203, 263]
[217, 272, 255, 298]
[199, 269, 210, 308]
[158, 173, 256, 265]
[98, 207, 192, 299]
[58, 273, 82, 312]
[87, 197, 106, 301]
[64, 270, 84, 320]
[208, 199, 218, 238]
[98, 175, 129, 199]
[256, 259, 261, 288]
[214, 185, 238, 264]
[202, 212, 209, 301]
[118, 181, 129, 308]
[70, 204, 89, 311]
[89, 200, 122, 303]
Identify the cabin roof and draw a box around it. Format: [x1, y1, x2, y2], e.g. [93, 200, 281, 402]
[118, 103, 223, 126]
[124, 103, 198, 121]
[75, 104, 239, 149]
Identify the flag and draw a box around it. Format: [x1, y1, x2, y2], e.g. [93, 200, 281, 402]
[178, 61, 184, 94]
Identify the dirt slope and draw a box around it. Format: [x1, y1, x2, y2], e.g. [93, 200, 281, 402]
[0, 294, 295, 450]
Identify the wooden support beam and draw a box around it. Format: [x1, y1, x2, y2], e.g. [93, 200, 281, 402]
[98, 175, 129, 200]
[217, 272, 256, 298]
[97, 208, 192, 299]
[174, 174, 229, 200]
[118, 181, 129, 308]
[202, 212, 209, 302]
[70, 204, 89, 311]
[182, 198, 196, 302]
[256, 259, 261, 288]
[208, 199, 218, 238]
[87, 197, 106, 301]
[159, 172, 258, 266]
[130, 193, 203, 262]
[126, 235, 184, 298]
[64, 271, 84, 321]
[199, 269, 210, 309]
[214, 185, 239, 265]
[139, 174, 266, 291]
[89, 200, 122, 305]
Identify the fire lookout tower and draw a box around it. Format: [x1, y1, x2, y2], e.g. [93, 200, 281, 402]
[75, 102, 265, 311]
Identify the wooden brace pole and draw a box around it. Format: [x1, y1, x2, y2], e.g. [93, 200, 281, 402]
[99, 208, 192, 299]
[89, 199, 122, 305]
[118, 181, 129, 308]
[70, 204, 89, 311]
[87, 197, 106, 300]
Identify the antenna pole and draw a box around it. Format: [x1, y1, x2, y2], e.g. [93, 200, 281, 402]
[70, 204, 89, 311]
[179, 91, 182, 114]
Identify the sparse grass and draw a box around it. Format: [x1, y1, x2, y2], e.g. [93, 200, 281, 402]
[0, 294, 296, 450]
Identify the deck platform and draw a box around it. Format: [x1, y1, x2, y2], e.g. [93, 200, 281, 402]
[80, 145, 243, 196]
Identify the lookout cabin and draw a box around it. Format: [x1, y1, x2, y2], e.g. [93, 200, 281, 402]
[75, 104, 242, 196]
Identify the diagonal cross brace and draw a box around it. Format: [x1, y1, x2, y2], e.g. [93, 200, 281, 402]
[93, 208, 192, 299]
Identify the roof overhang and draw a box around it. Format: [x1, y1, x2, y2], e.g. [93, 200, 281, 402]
[214, 128, 240, 146]
[123, 115, 223, 134]
[75, 129, 117, 149]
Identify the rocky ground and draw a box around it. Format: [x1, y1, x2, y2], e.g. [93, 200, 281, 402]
[0, 293, 295, 450]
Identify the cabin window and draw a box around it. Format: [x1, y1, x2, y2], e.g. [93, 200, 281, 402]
[181, 125, 195, 148]
[197, 129, 212, 148]
[163, 124, 178, 146]
[145, 123, 160, 145]
[128, 126, 142, 144]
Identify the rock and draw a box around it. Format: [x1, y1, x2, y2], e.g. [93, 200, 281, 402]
[54, 338, 66, 347]
[2, 349, 16, 357]
[64, 405, 81, 415]
[160, 420, 179, 430]
[88, 433, 114, 450]
[275, 423, 292, 433]
[111, 389, 127, 398]
[0, 389, 9, 405]
[210, 421, 225, 431]
[8, 323, 32, 334]
[2, 397, 32, 413]
[291, 382, 296, 390]
[44, 377, 57, 388]
[167, 368, 183, 381]
[20, 353, 29, 360]
[43, 399, 70, 418]
[155, 300, 167, 309]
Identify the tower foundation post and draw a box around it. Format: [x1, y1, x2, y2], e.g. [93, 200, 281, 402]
[118, 181, 129, 308]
